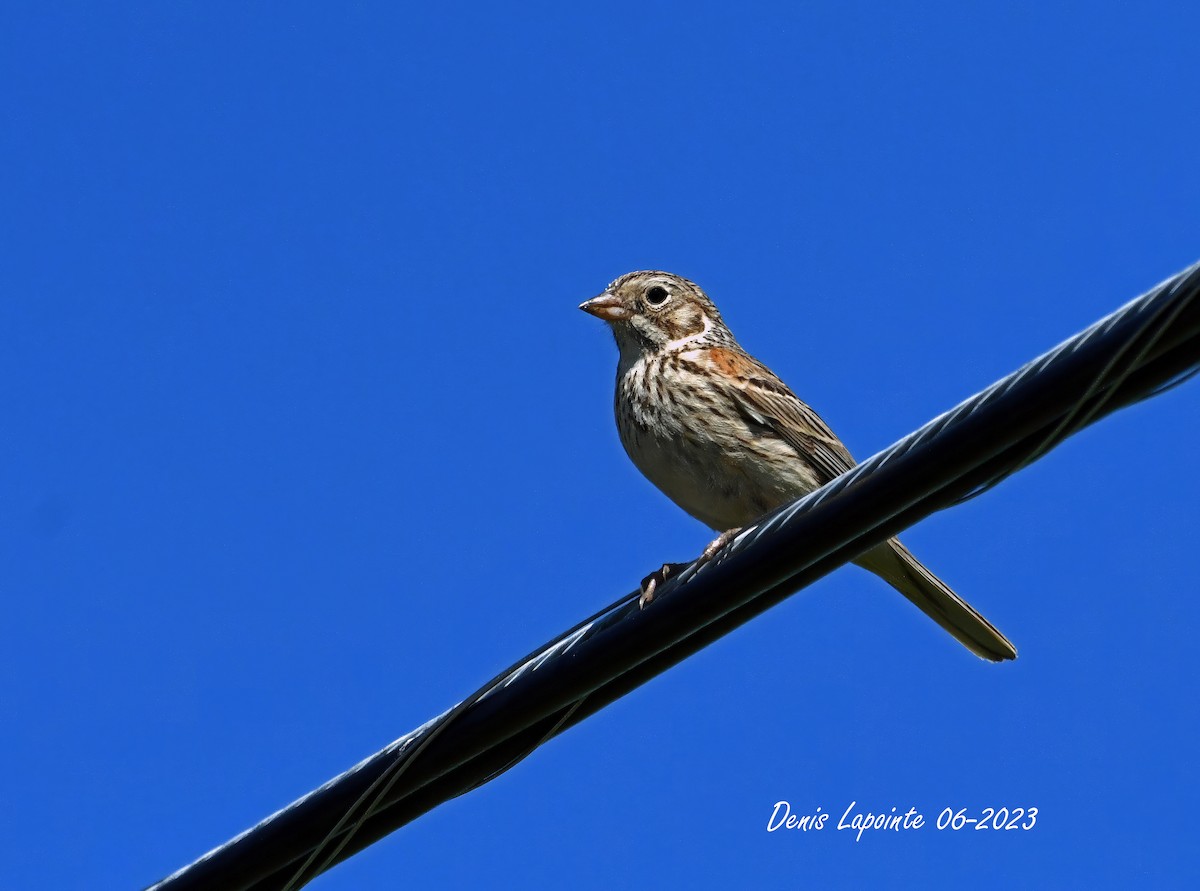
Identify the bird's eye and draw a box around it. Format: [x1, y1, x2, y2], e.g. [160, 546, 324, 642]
[645, 285, 670, 306]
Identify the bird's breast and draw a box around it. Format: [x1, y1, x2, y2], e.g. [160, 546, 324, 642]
[613, 355, 816, 530]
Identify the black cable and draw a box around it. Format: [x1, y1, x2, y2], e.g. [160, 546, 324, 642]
[146, 259, 1200, 891]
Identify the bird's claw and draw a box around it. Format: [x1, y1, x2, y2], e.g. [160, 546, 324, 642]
[639, 562, 684, 608]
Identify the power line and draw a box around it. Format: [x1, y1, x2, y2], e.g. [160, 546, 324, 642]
[147, 260, 1200, 890]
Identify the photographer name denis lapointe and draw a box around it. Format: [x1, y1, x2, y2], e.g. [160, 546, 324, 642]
[767, 801, 1039, 841]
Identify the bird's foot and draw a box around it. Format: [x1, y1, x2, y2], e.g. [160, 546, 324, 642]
[637, 528, 742, 609]
[700, 527, 742, 562]
[638, 562, 687, 608]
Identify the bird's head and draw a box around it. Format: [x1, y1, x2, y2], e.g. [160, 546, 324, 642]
[579, 270, 731, 358]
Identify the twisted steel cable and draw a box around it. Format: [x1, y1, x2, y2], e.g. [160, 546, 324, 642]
[147, 259, 1200, 891]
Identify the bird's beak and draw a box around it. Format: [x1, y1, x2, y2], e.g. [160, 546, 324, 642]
[579, 293, 633, 322]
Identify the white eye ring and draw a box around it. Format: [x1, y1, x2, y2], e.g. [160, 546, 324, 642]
[646, 285, 670, 306]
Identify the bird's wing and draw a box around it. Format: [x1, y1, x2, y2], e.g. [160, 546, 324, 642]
[698, 346, 857, 483]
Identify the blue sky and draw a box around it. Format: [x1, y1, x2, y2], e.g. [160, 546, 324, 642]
[2, 3, 1198, 888]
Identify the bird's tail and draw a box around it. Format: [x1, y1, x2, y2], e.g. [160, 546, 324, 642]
[855, 539, 1017, 662]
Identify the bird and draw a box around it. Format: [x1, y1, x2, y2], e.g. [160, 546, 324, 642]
[579, 270, 1016, 662]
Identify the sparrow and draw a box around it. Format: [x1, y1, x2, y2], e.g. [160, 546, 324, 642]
[580, 270, 1016, 662]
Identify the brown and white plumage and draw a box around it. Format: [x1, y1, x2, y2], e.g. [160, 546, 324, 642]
[581, 270, 1016, 662]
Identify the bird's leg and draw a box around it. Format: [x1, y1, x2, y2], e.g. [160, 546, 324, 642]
[701, 527, 742, 562]
[638, 562, 687, 608]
